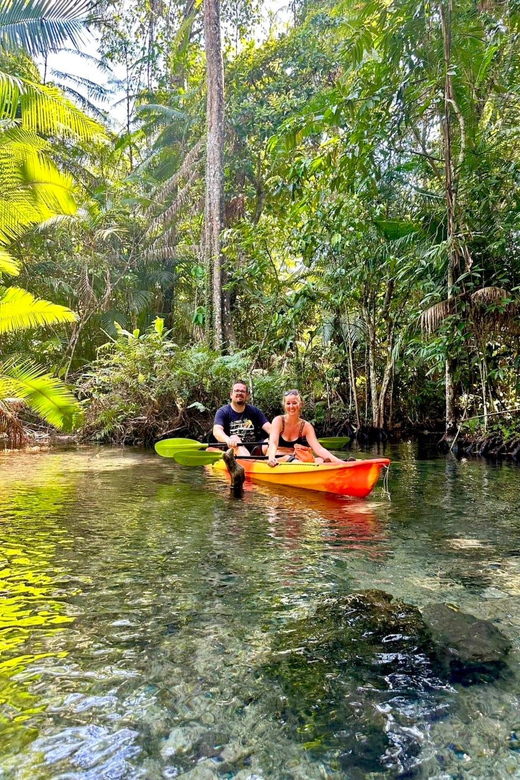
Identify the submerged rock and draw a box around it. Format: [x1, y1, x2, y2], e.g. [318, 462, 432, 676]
[264, 590, 451, 776]
[421, 602, 511, 683]
[263, 590, 512, 775]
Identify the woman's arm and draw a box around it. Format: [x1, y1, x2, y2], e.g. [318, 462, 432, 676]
[267, 416, 283, 466]
[304, 424, 343, 462]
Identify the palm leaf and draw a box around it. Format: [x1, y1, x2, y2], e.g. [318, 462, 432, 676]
[471, 287, 511, 304]
[0, 137, 77, 242]
[0, 286, 77, 333]
[0, 246, 19, 275]
[0, 358, 80, 429]
[0, 0, 93, 56]
[0, 69, 102, 138]
[58, 47, 112, 71]
[421, 288, 516, 335]
[421, 298, 454, 335]
[147, 138, 204, 210]
[50, 70, 111, 102]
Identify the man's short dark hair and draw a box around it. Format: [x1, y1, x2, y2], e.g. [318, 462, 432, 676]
[232, 380, 249, 391]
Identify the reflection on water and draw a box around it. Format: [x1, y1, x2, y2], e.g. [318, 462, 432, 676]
[0, 446, 519, 777]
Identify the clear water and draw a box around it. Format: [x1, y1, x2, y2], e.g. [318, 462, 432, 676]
[0, 444, 519, 779]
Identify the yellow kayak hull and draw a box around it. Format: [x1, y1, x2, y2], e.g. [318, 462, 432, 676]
[212, 456, 390, 498]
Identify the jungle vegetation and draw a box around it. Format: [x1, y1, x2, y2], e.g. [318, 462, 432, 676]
[3, 0, 520, 446]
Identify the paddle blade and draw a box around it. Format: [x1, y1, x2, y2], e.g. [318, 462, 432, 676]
[318, 437, 350, 449]
[155, 438, 207, 457]
[172, 449, 224, 465]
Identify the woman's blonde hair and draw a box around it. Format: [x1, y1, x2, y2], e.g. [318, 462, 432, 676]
[282, 389, 303, 408]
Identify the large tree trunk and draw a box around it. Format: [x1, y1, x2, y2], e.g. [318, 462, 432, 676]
[440, 0, 458, 438]
[204, 0, 225, 351]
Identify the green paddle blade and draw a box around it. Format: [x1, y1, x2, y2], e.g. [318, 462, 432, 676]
[172, 449, 224, 465]
[318, 437, 350, 449]
[155, 438, 207, 457]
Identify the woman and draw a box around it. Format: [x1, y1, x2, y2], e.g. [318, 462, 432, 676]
[267, 390, 344, 467]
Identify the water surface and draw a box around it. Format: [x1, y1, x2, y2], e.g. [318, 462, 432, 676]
[0, 445, 519, 778]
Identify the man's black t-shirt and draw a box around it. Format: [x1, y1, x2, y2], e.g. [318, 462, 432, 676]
[214, 404, 268, 443]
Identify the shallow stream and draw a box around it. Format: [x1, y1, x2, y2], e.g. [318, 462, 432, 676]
[0, 444, 520, 778]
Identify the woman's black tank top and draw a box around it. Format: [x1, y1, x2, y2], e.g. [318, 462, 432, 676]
[278, 418, 309, 448]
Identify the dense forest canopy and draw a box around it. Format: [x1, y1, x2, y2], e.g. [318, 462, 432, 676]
[2, 0, 520, 446]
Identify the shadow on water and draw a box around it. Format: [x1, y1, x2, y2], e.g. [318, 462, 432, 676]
[0, 446, 519, 778]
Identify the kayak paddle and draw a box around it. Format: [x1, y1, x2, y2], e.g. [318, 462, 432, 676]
[172, 449, 227, 465]
[155, 435, 351, 458]
[172, 449, 290, 465]
[170, 450, 352, 466]
[154, 438, 209, 457]
[315, 437, 350, 449]
[154, 438, 267, 457]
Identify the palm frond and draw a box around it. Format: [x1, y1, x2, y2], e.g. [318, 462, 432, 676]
[50, 69, 111, 102]
[0, 286, 77, 333]
[471, 287, 511, 304]
[0, 0, 93, 56]
[136, 103, 188, 123]
[50, 83, 110, 121]
[0, 358, 80, 429]
[0, 150, 76, 243]
[421, 299, 454, 335]
[146, 138, 204, 211]
[57, 47, 113, 73]
[145, 167, 198, 236]
[0, 69, 103, 138]
[421, 288, 517, 335]
[0, 246, 19, 275]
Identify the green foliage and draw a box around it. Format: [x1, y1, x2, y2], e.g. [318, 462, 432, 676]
[0, 287, 76, 333]
[0, 4, 97, 439]
[6, 0, 520, 442]
[80, 318, 356, 443]
[0, 358, 79, 430]
[0, 0, 92, 57]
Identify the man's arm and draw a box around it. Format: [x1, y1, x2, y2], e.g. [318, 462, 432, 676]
[213, 423, 230, 446]
[262, 421, 272, 435]
[213, 419, 243, 449]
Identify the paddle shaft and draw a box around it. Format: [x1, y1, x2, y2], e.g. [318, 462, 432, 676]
[155, 436, 351, 461]
[156, 436, 349, 451]
[205, 441, 267, 449]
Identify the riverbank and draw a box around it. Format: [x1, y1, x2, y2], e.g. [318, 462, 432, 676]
[6, 412, 520, 465]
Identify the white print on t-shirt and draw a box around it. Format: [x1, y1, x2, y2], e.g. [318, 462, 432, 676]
[230, 417, 256, 442]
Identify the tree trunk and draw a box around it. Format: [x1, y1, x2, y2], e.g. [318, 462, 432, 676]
[440, 0, 458, 438]
[204, 0, 225, 351]
[364, 304, 379, 427]
[375, 278, 395, 429]
[376, 326, 395, 429]
[345, 309, 360, 429]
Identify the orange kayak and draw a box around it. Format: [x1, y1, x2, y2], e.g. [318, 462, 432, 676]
[212, 455, 390, 498]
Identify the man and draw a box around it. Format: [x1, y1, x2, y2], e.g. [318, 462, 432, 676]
[213, 380, 271, 456]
